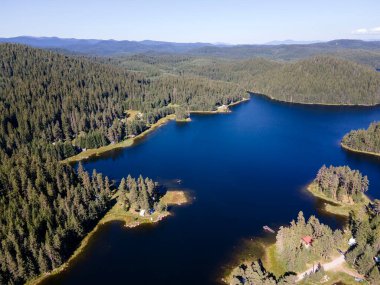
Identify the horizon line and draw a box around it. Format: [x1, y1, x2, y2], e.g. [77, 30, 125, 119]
[1, 35, 380, 46]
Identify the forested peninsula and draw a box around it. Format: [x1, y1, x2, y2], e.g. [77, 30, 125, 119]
[342, 122, 380, 157]
[0, 43, 239, 284]
[229, 205, 380, 285]
[307, 165, 370, 216]
[228, 165, 380, 284]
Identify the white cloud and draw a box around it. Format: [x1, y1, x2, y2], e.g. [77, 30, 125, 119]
[352, 26, 380, 35]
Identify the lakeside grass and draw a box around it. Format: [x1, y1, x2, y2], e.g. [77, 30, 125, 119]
[160, 190, 190, 205]
[27, 190, 189, 285]
[262, 244, 287, 278]
[341, 142, 380, 159]
[306, 183, 370, 217]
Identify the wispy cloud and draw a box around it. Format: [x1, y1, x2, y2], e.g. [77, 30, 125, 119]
[352, 26, 380, 35]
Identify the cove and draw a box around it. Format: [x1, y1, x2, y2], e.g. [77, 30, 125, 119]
[40, 95, 380, 285]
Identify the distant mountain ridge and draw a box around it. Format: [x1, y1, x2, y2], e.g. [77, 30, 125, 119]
[265, 39, 321, 45]
[1, 36, 380, 59]
[0, 36, 216, 55]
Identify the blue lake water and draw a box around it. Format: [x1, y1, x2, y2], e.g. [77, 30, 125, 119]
[42, 95, 380, 285]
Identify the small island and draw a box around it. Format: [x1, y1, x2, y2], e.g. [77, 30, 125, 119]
[103, 175, 189, 228]
[341, 122, 380, 158]
[307, 165, 370, 216]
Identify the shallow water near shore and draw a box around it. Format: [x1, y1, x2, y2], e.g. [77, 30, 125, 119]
[41, 95, 380, 285]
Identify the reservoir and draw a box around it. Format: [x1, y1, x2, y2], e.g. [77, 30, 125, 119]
[41, 95, 380, 285]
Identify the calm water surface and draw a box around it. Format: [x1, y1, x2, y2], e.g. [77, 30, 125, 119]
[42, 96, 380, 285]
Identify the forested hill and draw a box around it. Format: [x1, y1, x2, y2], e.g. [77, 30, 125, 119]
[0, 43, 244, 157]
[251, 56, 380, 105]
[0, 43, 244, 284]
[116, 54, 380, 106]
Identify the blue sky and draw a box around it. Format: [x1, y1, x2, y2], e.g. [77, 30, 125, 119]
[1, 0, 379, 44]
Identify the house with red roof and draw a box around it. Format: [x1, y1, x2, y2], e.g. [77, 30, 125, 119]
[301, 236, 313, 249]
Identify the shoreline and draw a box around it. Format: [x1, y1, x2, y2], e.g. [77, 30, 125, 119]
[176, 117, 192, 123]
[26, 190, 189, 285]
[63, 98, 250, 163]
[251, 92, 380, 107]
[189, 98, 250, 114]
[306, 182, 370, 217]
[223, 182, 371, 284]
[63, 114, 176, 163]
[341, 142, 380, 158]
[224, 237, 361, 285]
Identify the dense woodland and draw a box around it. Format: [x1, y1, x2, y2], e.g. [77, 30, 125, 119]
[342, 122, 380, 155]
[0, 43, 246, 284]
[313, 165, 369, 204]
[252, 56, 380, 105]
[117, 175, 166, 213]
[0, 44, 245, 157]
[0, 154, 112, 284]
[346, 205, 380, 283]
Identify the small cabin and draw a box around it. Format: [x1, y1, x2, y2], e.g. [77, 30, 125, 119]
[348, 237, 357, 247]
[301, 236, 313, 248]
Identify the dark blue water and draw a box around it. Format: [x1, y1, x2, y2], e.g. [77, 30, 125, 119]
[42, 96, 380, 285]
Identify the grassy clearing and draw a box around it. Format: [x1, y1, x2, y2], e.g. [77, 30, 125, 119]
[161, 190, 189, 205]
[125, 109, 142, 122]
[307, 183, 369, 217]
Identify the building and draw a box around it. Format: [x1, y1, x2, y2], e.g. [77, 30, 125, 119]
[301, 236, 313, 249]
[348, 237, 357, 247]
